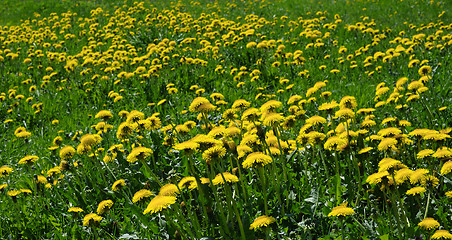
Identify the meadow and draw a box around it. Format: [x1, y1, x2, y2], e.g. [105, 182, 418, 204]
[0, 0, 451, 239]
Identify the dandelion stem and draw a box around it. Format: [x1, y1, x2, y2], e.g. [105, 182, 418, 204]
[424, 190, 431, 219]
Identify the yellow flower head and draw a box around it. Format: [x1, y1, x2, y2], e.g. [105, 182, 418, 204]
[212, 172, 239, 185]
[18, 155, 39, 165]
[159, 184, 180, 196]
[418, 217, 440, 230]
[328, 204, 355, 217]
[68, 207, 84, 213]
[97, 200, 114, 215]
[242, 152, 273, 168]
[83, 213, 103, 226]
[406, 186, 426, 196]
[59, 145, 76, 160]
[112, 179, 126, 191]
[431, 230, 452, 239]
[249, 215, 276, 230]
[143, 195, 177, 215]
[0, 166, 13, 177]
[127, 146, 153, 163]
[95, 110, 113, 120]
[132, 189, 154, 203]
[202, 145, 227, 164]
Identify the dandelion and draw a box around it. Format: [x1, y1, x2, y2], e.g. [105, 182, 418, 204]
[202, 145, 227, 164]
[378, 138, 398, 151]
[97, 200, 114, 215]
[127, 147, 153, 163]
[241, 108, 260, 121]
[417, 149, 435, 159]
[18, 155, 39, 165]
[366, 171, 389, 185]
[159, 184, 180, 196]
[410, 169, 429, 184]
[95, 110, 113, 120]
[0, 166, 13, 177]
[420, 175, 439, 188]
[418, 218, 440, 230]
[406, 186, 426, 196]
[242, 152, 273, 168]
[328, 205, 355, 217]
[68, 207, 84, 213]
[324, 136, 347, 151]
[431, 230, 452, 239]
[432, 147, 452, 159]
[83, 213, 103, 226]
[306, 115, 327, 125]
[178, 176, 197, 190]
[173, 141, 199, 155]
[232, 99, 251, 110]
[143, 195, 177, 215]
[60, 145, 76, 160]
[132, 189, 154, 203]
[441, 161, 452, 175]
[212, 172, 239, 185]
[112, 179, 126, 191]
[394, 168, 413, 184]
[262, 113, 284, 127]
[249, 215, 276, 230]
[418, 65, 432, 76]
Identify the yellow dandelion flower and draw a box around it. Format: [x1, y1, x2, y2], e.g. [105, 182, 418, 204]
[202, 145, 227, 164]
[0, 166, 13, 177]
[335, 108, 355, 119]
[318, 100, 339, 111]
[159, 184, 180, 196]
[358, 147, 373, 154]
[249, 215, 276, 230]
[324, 136, 347, 151]
[432, 147, 452, 159]
[394, 168, 413, 185]
[406, 186, 426, 196]
[132, 189, 154, 203]
[441, 161, 452, 175]
[68, 207, 84, 213]
[59, 145, 76, 160]
[127, 147, 153, 163]
[431, 230, 452, 239]
[178, 176, 197, 190]
[366, 171, 389, 185]
[95, 110, 113, 120]
[417, 149, 435, 159]
[242, 152, 273, 168]
[306, 115, 327, 125]
[420, 175, 439, 187]
[83, 213, 103, 226]
[232, 99, 251, 110]
[378, 158, 405, 172]
[446, 191, 452, 198]
[97, 200, 114, 215]
[112, 179, 126, 191]
[262, 113, 284, 127]
[18, 155, 39, 165]
[418, 217, 440, 230]
[242, 108, 260, 121]
[212, 172, 239, 185]
[418, 65, 432, 76]
[143, 195, 177, 215]
[410, 169, 429, 184]
[328, 205, 355, 217]
[378, 138, 398, 151]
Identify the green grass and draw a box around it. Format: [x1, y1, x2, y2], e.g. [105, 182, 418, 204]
[0, 0, 451, 239]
